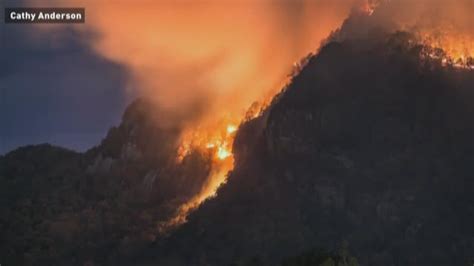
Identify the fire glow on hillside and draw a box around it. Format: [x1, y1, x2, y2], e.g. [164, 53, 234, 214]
[157, 0, 474, 231]
[419, 33, 474, 69]
[158, 100, 270, 232]
[31, 0, 473, 232]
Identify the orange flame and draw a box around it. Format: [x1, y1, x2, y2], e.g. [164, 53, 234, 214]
[160, 116, 240, 232]
[419, 32, 474, 69]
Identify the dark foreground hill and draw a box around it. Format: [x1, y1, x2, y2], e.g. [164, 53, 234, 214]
[1, 32, 474, 265]
[0, 100, 215, 265]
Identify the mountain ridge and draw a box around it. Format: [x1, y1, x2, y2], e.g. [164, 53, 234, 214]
[1, 31, 474, 265]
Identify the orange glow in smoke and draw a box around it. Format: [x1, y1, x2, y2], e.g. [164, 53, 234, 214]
[419, 32, 474, 69]
[160, 118, 239, 232]
[34, 0, 473, 232]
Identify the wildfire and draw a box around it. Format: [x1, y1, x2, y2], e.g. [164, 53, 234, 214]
[356, 0, 474, 70]
[157, 0, 473, 235]
[217, 145, 232, 160]
[159, 96, 274, 233]
[177, 121, 238, 161]
[417, 32, 474, 69]
[227, 124, 237, 134]
[361, 3, 376, 16]
[361, 0, 386, 16]
[159, 117, 241, 232]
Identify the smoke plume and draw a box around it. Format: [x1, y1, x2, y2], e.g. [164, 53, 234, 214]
[24, 0, 473, 128]
[27, 0, 357, 127]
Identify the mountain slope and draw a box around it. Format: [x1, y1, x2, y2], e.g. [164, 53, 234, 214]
[141, 33, 474, 266]
[1, 31, 474, 266]
[0, 100, 213, 265]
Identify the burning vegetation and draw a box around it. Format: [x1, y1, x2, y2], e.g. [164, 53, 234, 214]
[149, 13, 474, 265]
[160, 97, 273, 231]
[364, 0, 474, 68]
[2, 0, 474, 265]
[417, 32, 474, 69]
[158, 0, 474, 231]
